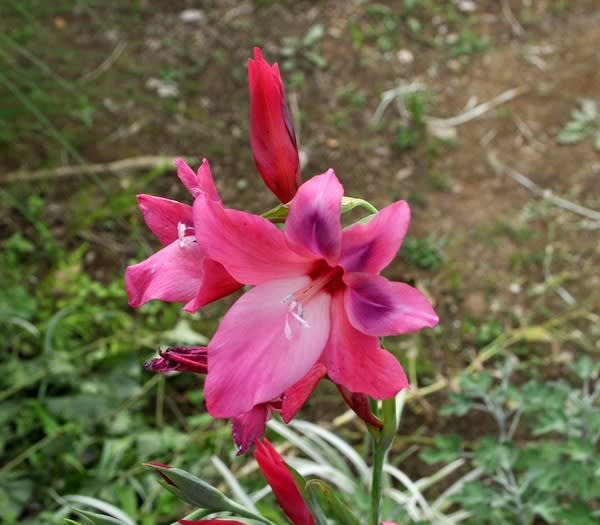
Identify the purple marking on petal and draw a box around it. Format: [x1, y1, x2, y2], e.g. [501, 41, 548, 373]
[348, 278, 394, 322]
[341, 239, 375, 274]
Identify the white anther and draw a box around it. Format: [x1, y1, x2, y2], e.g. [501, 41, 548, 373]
[177, 222, 195, 248]
[283, 300, 310, 340]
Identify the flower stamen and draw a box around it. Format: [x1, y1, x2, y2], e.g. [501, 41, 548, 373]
[177, 222, 195, 248]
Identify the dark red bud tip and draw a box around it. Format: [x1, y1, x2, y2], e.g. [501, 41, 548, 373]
[146, 461, 176, 486]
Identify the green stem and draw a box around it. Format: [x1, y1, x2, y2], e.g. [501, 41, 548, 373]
[370, 440, 386, 525]
[370, 396, 397, 525]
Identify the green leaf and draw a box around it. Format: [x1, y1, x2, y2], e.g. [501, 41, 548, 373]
[421, 433, 462, 464]
[440, 392, 471, 416]
[460, 372, 493, 396]
[473, 438, 516, 473]
[557, 122, 589, 144]
[304, 24, 324, 46]
[571, 356, 600, 381]
[74, 509, 130, 525]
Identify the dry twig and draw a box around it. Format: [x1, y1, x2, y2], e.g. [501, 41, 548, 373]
[1, 155, 192, 184]
[487, 153, 600, 222]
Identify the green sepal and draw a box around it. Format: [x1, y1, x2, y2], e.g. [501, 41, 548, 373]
[379, 397, 398, 451]
[147, 463, 241, 513]
[286, 465, 328, 525]
[261, 203, 289, 221]
[306, 479, 362, 525]
[340, 196, 378, 215]
[261, 196, 378, 223]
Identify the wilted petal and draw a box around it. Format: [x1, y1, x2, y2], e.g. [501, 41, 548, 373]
[254, 439, 315, 525]
[285, 170, 343, 264]
[340, 201, 410, 274]
[137, 194, 193, 246]
[145, 346, 208, 374]
[125, 241, 203, 307]
[248, 48, 300, 203]
[184, 258, 241, 312]
[205, 277, 331, 417]
[175, 158, 220, 201]
[324, 292, 409, 399]
[194, 196, 312, 285]
[344, 273, 439, 336]
[281, 362, 327, 423]
[337, 385, 383, 430]
[232, 404, 270, 456]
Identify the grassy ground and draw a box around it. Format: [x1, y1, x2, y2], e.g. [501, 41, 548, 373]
[1, 1, 598, 524]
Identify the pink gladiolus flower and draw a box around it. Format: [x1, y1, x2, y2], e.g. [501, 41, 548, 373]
[194, 169, 438, 420]
[248, 47, 300, 203]
[254, 439, 315, 525]
[125, 159, 241, 312]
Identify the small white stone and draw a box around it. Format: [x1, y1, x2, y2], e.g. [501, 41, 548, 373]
[396, 49, 414, 64]
[509, 282, 522, 294]
[179, 9, 205, 23]
[457, 0, 476, 13]
[146, 77, 179, 98]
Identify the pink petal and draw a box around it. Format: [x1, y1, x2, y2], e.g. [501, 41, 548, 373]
[232, 404, 269, 456]
[137, 194, 193, 246]
[340, 201, 411, 274]
[281, 362, 327, 423]
[193, 196, 312, 285]
[183, 258, 241, 312]
[125, 240, 203, 307]
[323, 292, 409, 398]
[344, 273, 439, 336]
[285, 170, 343, 264]
[205, 277, 331, 417]
[175, 158, 220, 201]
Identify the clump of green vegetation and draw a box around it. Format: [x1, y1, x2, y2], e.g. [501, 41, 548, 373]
[557, 99, 600, 151]
[394, 89, 434, 151]
[423, 357, 600, 525]
[0, 190, 227, 524]
[400, 235, 446, 271]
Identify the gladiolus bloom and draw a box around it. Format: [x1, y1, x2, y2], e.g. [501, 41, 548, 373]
[254, 439, 315, 525]
[125, 159, 241, 312]
[248, 47, 300, 203]
[194, 169, 438, 421]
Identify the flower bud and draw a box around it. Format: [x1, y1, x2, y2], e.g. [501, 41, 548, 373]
[248, 47, 300, 203]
